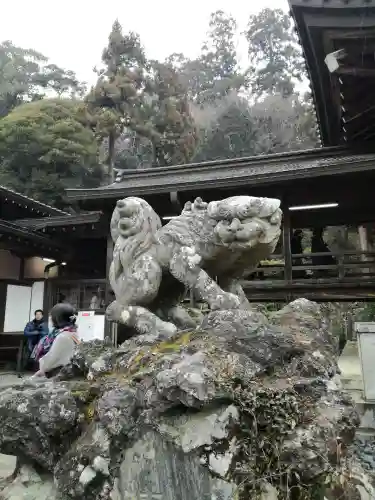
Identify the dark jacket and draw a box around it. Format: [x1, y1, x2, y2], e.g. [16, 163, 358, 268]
[24, 319, 49, 352]
[24, 319, 49, 337]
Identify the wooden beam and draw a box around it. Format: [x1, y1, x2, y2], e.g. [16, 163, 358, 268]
[243, 288, 375, 303]
[342, 103, 375, 127]
[291, 209, 375, 228]
[337, 67, 375, 77]
[340, 83, 375, 113]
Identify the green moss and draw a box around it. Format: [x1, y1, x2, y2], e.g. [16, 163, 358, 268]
[132, 350, 146, 364]
[69, 382, 100, 423]
[71, 389, 91, 401]
[151, 330, 193, 354]
[84, 401, 96, 422]
[123, 330, 195, 379]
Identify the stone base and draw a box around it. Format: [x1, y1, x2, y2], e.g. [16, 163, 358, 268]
[0, 300, 374, 499]
[0, 461, 57, 500]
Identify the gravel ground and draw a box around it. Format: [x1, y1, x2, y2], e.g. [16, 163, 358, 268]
[354, 435, 375, 474]
[0, 372, 24, 388]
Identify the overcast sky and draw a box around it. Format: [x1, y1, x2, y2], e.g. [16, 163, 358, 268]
[2, 0, 288, 86]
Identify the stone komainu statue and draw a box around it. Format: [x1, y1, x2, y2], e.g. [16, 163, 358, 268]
[106, 195, 282, 337]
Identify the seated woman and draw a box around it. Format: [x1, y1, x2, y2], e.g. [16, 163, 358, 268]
[33, 303, 80, 378]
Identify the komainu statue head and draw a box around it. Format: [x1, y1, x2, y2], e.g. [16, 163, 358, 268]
[109, 197, 162, 277]
[110, 197, 162, 243]
[207, 195, 282, 251]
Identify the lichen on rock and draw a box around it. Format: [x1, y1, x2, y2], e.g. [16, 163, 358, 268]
[0, 298, 372, 499]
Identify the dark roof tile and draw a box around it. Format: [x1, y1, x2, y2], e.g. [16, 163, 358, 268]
[0, 185, 68, 216]
[66, 147, 375, 201]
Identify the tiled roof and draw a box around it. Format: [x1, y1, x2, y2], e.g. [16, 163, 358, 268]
[0, 186, 68, 216]
[0, 219, 68, 252]
[66, 146, 375, 200]
[289, 0, 375, 7]
[14, 212, 102, 230]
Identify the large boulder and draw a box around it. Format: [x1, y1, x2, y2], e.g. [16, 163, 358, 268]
[0, 299, 372, 499]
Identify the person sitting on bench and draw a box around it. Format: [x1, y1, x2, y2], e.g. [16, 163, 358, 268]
[291, 229, 305, 279]
[24, 309, 49, 354]
[32, 303, 80, 378]
[311, 227, 336, 277]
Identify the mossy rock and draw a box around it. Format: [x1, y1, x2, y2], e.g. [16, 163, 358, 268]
[125, 329, 196, 378]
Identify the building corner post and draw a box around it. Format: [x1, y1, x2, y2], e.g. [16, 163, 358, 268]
[104, 235, 114, 343]
[282, 202, 293, 284]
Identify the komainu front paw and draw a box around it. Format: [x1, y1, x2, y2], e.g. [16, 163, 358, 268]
[106, 300, 125, 322]
[210, 292, 241, 311]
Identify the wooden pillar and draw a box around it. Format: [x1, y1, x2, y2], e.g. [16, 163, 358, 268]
[107, 130, 115, 185]
[282, 204, 293, 283]
[358, 225, 369, 253]
[358, 225, 370, 275]
[104, 235, 113, 342]
[43, 279, 52, 315]
[19, 258, 25, 281]
[104, 143, 115, 339]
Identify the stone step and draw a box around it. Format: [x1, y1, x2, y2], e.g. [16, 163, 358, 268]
[0, 453, 17, 481]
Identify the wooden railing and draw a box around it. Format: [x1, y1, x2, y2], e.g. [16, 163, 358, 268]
[245, 250, 375, 285]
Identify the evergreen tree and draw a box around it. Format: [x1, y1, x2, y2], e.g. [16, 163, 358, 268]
[0, 40, 85, 118]
[0, 99, 102, 207]
[192, 94, 259, 161]
[169, 11, 244, 105]
[147, 61, 198, 166]
[88, 20, 150, 180]
[202, 10, 239, 83]
[177, 8, 319, 161]
[111, 131, 154, 170]
[90, 20, 197, 173]
[250, 94, 318, 153]
[245, 8, 305, 97]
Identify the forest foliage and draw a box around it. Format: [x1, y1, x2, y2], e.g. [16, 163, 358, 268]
[0, 9, 318, 207]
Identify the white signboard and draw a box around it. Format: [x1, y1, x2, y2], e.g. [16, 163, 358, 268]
[76, 311, 105, 342]
[4, 284, 32, 332]
[355, 322, 375, 333]
[357, 323, 375, 401]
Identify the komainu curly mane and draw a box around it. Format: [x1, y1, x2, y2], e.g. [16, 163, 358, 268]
[109, 197, 162, 292]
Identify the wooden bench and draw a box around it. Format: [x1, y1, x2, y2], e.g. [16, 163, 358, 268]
[0, 332, 27, 375]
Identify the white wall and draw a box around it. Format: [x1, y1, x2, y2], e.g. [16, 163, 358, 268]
[4, 285, 32, 332]
[3, 281, 45, 333]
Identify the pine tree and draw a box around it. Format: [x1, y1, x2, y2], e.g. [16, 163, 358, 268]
[148, 61, 198, 166]
[88, 20, 149, 180]
[169, 11, 244, 105]
[245, 8, 305, 97]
